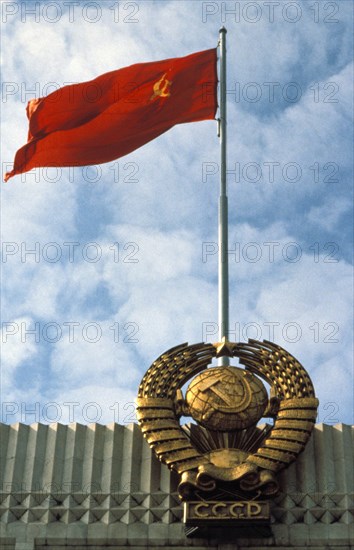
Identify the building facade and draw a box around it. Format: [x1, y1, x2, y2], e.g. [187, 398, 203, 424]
[0, 422, 353, 549]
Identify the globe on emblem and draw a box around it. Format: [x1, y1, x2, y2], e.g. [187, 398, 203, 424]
[185, 366, 268, 431]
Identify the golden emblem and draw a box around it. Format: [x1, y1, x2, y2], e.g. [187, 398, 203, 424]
[150, 73, 172, 101]
[136, 339, 319, 503]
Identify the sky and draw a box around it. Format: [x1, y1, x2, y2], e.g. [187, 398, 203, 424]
[1, 0, 353, 427]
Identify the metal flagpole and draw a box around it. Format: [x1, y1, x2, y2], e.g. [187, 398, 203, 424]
[218, 27, 229, 366]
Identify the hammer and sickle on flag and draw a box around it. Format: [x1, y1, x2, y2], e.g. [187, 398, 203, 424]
[150, 73, 172, 101]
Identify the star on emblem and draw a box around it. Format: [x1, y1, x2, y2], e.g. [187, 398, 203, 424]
[213, 337, 238, 357]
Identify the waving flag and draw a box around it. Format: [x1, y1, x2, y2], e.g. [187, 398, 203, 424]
[5, 48, 217, 182]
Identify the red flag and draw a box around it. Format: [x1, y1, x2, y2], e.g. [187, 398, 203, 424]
[5, 49, 217, 182]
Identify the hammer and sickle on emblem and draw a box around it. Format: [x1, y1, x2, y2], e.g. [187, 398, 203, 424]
[150, 73, 172, 101]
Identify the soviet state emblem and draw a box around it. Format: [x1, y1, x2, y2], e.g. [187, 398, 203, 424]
[136, 339, 318, 529]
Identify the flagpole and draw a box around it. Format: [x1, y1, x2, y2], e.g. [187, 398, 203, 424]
[218, 27, 229, 366]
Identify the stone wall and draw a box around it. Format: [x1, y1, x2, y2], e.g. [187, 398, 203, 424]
[0, 422, 353, 549]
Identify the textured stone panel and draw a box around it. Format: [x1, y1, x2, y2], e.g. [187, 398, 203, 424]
[0, 422, 353, 548]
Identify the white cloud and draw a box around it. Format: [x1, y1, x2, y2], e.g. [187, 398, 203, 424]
[0, 316, 39, 405]
[48, 384, 137, 425]
[50, 324, 140, 388]
[1, 1, 352, 426]
[307, 197, 351, 231]
[1, 316, 37, 371]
